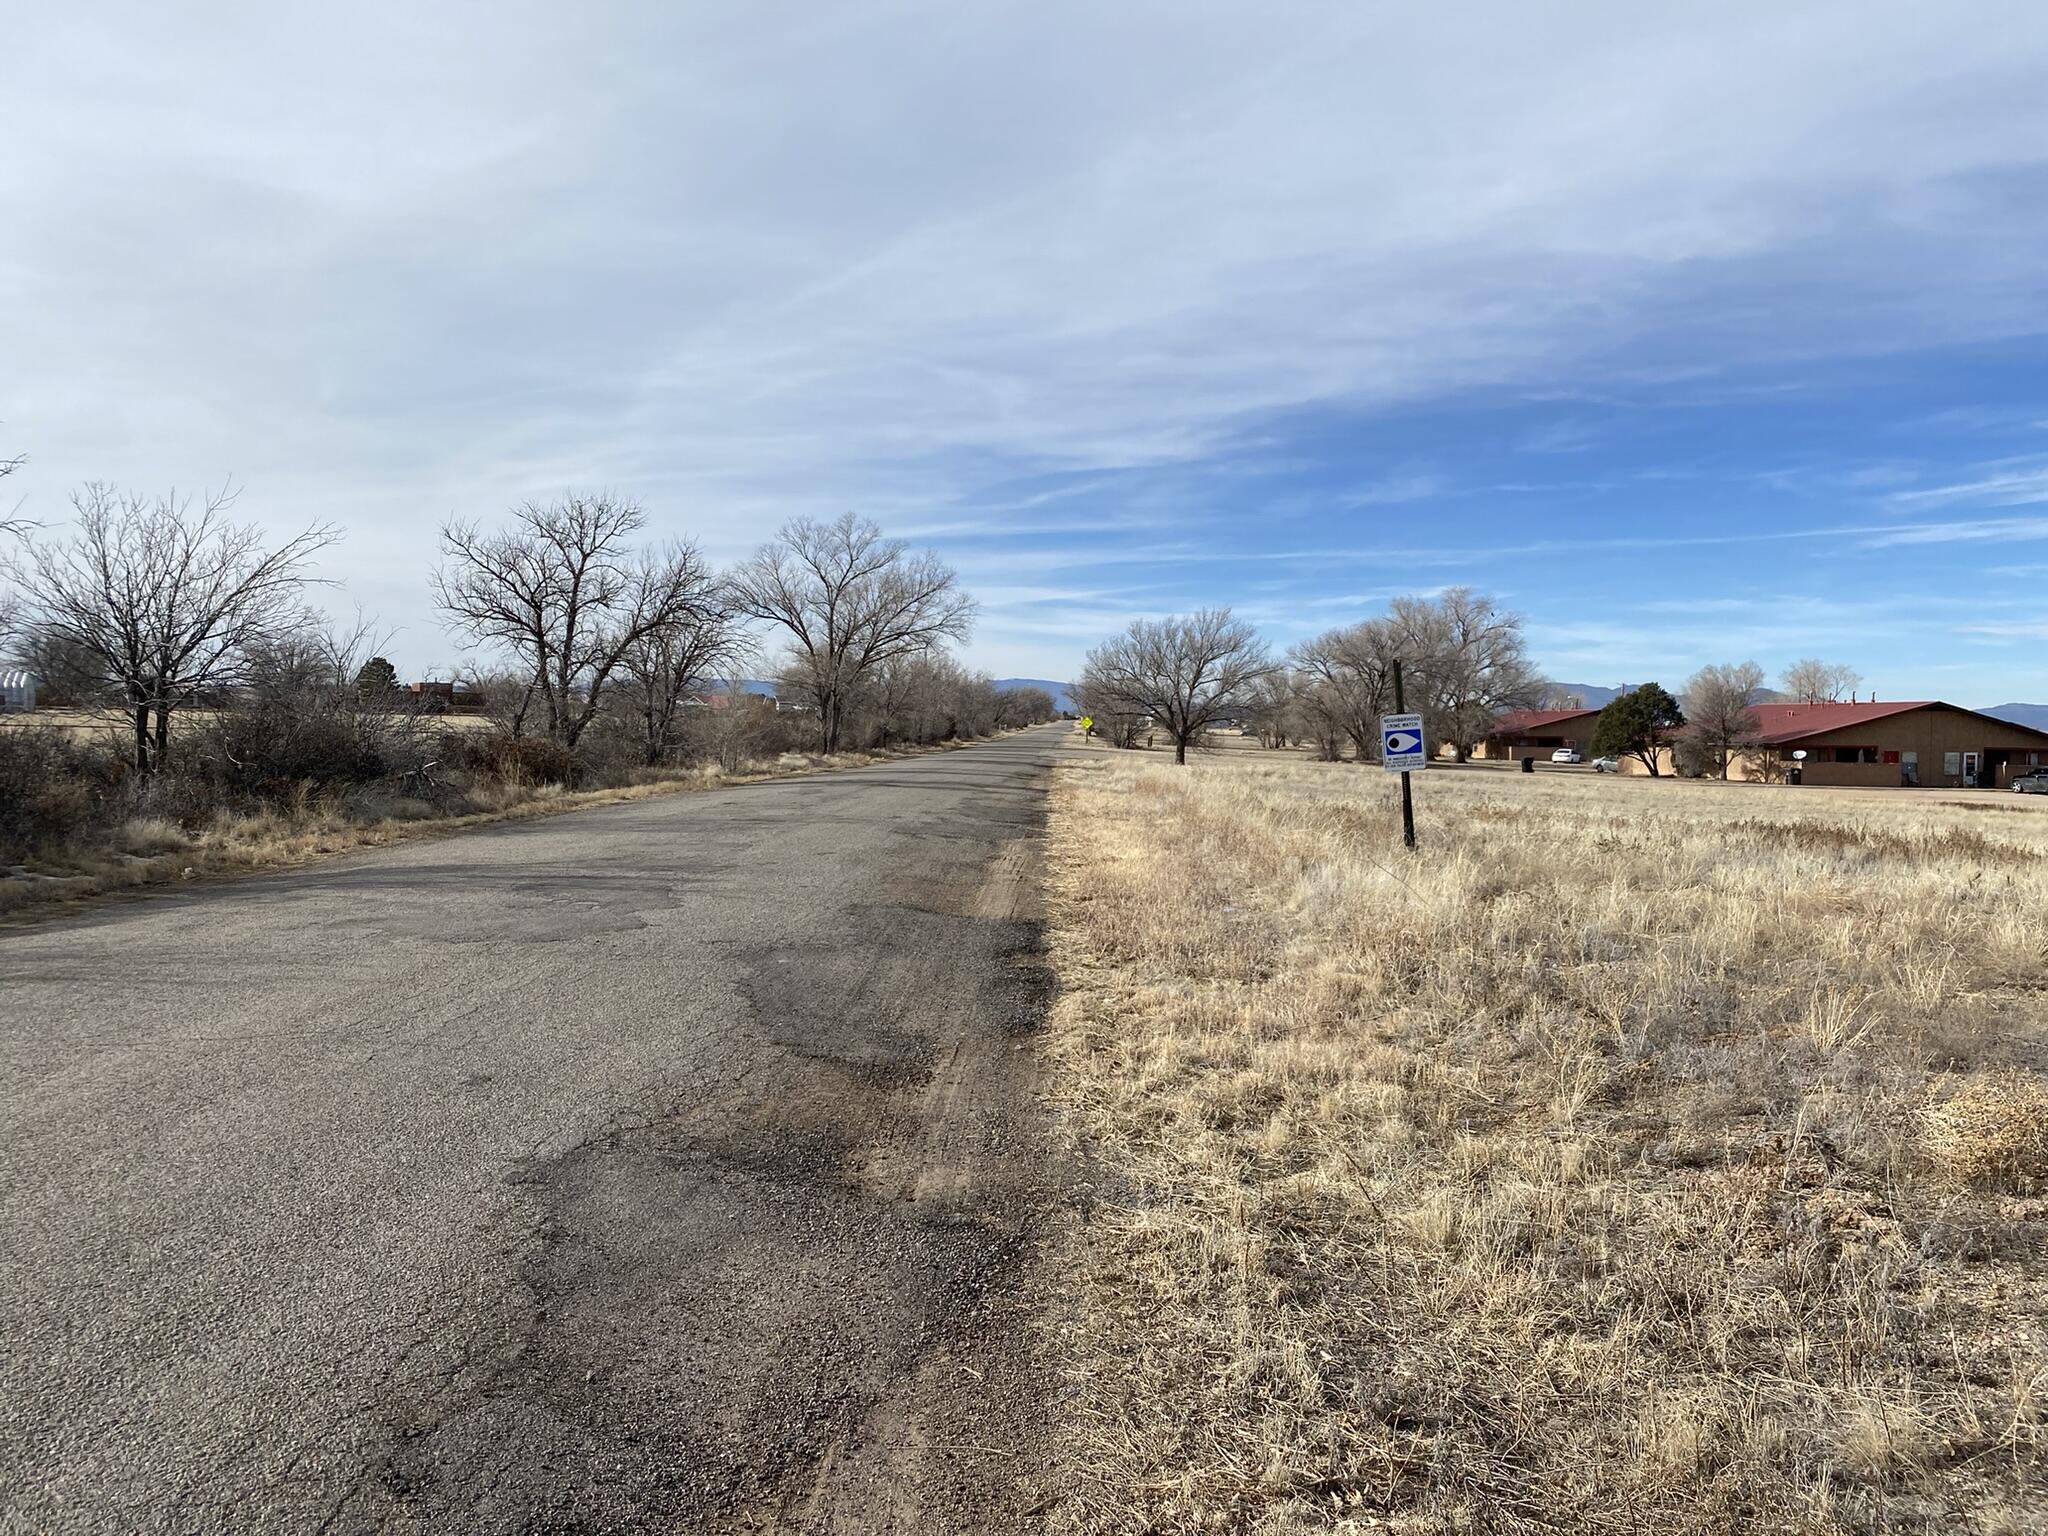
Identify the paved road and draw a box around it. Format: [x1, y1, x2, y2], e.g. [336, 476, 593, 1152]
[2, 725, 1070, 1534]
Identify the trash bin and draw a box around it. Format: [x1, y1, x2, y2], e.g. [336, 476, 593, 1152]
[1787, 765, 1802, 786]
[1521, 755, 1535, 773]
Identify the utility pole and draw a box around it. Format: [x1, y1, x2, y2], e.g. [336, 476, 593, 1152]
[1392, 658, 1417, 849]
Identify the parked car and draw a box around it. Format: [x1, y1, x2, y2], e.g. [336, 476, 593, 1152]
[2014, 770, 2048, 795]
[1590, 756, 1621, 773]
[1551, 748, 1584, 764]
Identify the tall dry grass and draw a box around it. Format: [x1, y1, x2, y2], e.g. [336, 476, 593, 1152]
[1043, 751, 2048, 1534]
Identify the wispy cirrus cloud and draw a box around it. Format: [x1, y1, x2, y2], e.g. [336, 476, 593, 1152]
[1858, 515, 2048, 546]
[1340, 473, 1445, 507]
[1886, 461, 2048, 510]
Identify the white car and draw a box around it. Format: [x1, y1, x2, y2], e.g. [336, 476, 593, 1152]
[2014, 770, 2048, 795]
[1590, 756, 1621, 774]
[1551, 748, 1584, 764]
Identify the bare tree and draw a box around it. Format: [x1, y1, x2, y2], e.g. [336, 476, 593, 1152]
[1073, 671, 1148, 749]
[864, 651, 978, 746]
[727, 513, 976, 755]
[1287, 594, 1539, 764]
[434, 495, 717, 764]
[14, 627, 102, 707]
[618, 585, 750, 766]
[1682, 661, 1766, 778]
[1242, 671, 1301, 749]
[4, 483, 337, 771]
[1292, 620, 1400, 760]
[691, 668, 779, 773]
[1781, 658, 1862, 705]
[202, 610, 433, 797]
[1, 437, 31, 646]
[994, 685, 1058, 729]
[1081, 609, 1272, 765]
[1388, 587, 1545, 761]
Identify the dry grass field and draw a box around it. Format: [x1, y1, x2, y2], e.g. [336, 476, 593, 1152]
[1043, 743, 2048, 1534]
[0, 706, 498, 741]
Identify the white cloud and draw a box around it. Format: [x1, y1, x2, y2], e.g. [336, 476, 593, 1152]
[1886, 462, 2048, 511]
[5, 3, 2048, 671]
[1340, 473, 1445, 507]
[1859, 515, 2048, 547]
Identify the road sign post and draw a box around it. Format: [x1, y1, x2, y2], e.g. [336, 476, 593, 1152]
[1384, 660, 1423, 849]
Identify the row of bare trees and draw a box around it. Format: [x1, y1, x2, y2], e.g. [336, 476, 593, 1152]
[432, 495, 746, 765]
[0, 480, 1043, 785]
[1072, 576, 1885, 781]
[1283, 590, 1546, 761]
[432, 503, 1002, 768]
[1077, 588, 1545, 766]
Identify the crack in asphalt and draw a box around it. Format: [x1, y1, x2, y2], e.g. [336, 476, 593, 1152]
[2, 725, 1072, 1535]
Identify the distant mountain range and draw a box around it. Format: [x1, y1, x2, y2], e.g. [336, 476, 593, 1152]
[1544, 682, 1624, 709]
[993, 677, 1075, 715]
[1552, 683, 2048, 730]
[1985, 702, 2048, 730]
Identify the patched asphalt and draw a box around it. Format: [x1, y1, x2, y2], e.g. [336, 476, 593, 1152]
[1, 724, 1072, 1534]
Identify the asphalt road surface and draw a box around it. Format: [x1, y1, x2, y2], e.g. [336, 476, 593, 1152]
[2, 725, 1072, 1534]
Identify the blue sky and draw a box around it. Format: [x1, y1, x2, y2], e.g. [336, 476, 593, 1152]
[4, 3, 2047, 701]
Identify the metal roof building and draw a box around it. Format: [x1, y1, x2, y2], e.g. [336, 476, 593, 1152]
[0, 669, 35, 712]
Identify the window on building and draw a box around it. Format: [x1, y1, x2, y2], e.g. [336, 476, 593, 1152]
[1944, 751, 1961, 777]
[1832, 746, 1878, 764]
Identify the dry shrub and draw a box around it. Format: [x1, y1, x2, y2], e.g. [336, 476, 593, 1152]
[1043, 750, 2048, 1535]
[115, 816, 191, 856]
[0, 729, 120, 849]
[441, 729, 573, 788]
[1922, 1069, 2048, 1189]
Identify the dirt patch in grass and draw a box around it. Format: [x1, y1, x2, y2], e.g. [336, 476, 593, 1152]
[1041, 752, 2048, 1534]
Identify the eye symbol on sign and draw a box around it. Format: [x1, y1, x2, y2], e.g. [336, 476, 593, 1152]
[1384, 731, 1422, 754]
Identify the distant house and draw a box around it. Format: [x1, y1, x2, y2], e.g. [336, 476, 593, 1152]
[682, 684, 786, 712]
[405, 680, 485, 713]
[0, 669, 36, 713]
[1474, 707, 1603, 760]
[1728, 700, 2048, 789]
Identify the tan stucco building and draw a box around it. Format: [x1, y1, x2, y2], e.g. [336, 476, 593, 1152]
[1475, 707, 1603, 761]
[1728, 701, 2048, 788]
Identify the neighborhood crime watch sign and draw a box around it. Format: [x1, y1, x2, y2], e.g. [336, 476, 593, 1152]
[1380, 712, 1426, 772]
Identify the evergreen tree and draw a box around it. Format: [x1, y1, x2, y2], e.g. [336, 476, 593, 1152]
[353, 655, 398, 698]
[1592, 682, 1686, 776]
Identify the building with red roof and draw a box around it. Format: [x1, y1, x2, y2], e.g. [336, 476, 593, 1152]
[1475, 707, 1604, 761]
[1474, 697, 2048, 786]
[1725, 699, 2048, 788]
